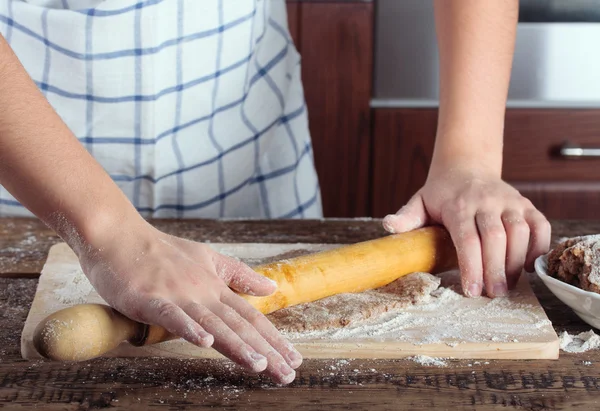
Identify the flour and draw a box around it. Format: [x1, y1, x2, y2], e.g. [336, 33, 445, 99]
[559, 330, 600, 353]
[408, 355, 448, 367]
[20, 235, 36, 245]
[280, 271, 555, 347]
[0, 229, 42, 271]
[53, 268, 94, 305]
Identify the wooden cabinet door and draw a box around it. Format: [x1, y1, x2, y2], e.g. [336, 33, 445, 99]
[372, 108, 600, 219]
[287, 1, 374, 218]
[286, 1, 300, 48]
[504, 109, 600, 219]
[371, 109, 437, 217]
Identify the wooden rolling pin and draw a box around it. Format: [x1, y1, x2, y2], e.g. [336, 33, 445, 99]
[33, 226, 457, 361]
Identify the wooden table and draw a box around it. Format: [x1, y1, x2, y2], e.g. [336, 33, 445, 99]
[1, 218, 599, 410]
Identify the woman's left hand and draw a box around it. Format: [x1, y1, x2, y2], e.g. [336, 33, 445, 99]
[382, 166, 551, 298]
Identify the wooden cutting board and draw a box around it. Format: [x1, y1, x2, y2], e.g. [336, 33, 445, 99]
[21, 243, 560, 360]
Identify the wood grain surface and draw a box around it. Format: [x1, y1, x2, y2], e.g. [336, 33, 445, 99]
[371, 108, 600, 219]
[299, 2, 374, 217]
[371, 109, 437, 218]
[2, 218, 600, 410]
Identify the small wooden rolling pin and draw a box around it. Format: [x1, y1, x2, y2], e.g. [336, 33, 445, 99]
[33, 226, 457, 361]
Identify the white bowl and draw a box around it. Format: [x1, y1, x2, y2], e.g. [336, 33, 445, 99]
[535, 253, 600, 329]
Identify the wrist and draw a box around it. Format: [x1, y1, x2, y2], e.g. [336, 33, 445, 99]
[429, 131, 503, 178]
[47, 201, 147, 258]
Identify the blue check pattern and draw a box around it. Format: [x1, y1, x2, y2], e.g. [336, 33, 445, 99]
[0, 0, 322, 219]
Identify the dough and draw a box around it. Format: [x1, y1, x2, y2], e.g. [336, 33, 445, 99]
[547, 234, 600, 293]
[266, 272, 441, 332]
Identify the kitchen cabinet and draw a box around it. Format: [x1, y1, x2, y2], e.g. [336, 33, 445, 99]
[286, 2, 300, 46]
[371, 109, 437, 218]
[372, 108, 600, 219]
[287, 0, 374, 218]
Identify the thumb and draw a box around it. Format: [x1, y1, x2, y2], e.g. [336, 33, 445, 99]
[212, 253, 278, 297]
[382, 193, 428, 234]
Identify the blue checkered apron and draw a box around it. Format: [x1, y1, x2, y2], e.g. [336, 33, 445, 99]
[0, 0, 322, 219]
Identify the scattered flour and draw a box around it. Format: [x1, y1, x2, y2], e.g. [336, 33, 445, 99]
[408, 355, 448, 367]
[0, 231, 41, 271]
[559, 330, 600, 353]
[281, 271, 554, 347]
[20, 235, 37, 245]
[53, 268, 94, 305]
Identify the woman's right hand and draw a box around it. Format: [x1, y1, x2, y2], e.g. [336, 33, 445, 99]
[0, 30, 300, 386]
[76, 219, 301, 385]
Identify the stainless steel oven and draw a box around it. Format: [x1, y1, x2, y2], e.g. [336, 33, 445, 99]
[373, 0, 600, 108]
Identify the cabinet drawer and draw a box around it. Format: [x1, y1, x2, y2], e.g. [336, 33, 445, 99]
[503, 110, 600, 181]
[513, 182, 600, 219]
[372, 108, 600, 219]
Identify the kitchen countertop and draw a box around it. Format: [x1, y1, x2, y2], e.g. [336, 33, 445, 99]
[1, 217, 599, 410]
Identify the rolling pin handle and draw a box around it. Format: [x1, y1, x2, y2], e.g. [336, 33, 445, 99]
[128, 323, 150, 346]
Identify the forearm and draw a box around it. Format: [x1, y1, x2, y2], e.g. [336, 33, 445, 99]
[432, 0, 518, 176]
[0, 35, 142, 252]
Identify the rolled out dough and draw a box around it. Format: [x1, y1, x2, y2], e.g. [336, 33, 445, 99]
[266, 272, 441, 332]
[235, 248, 444, 333]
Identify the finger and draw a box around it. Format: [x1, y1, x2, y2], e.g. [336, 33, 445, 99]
[443, 211, 484, 298]
[213, 253, 278, 296]
[501, 210, 530, 289]
[220, 291, 302, 369]
[524, 209, 551, 272]
[382, 194, 428, 234]
[212, 297, 295, 385]
[143, 298, 214, 348]
[184, 302, 269, 374]
[475, 212, 508, 298]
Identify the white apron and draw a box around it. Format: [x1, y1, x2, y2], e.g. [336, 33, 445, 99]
[0, 0, 322, 219]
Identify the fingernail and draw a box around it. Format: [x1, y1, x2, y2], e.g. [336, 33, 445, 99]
[467, 283, 481, 297]
[382, 215, 397, 233]
[278, 371, 296, 385]
[267, 278, 278, 287]
[493, 283, 508, 297]
[286, 350, 303, 367]
[279, 363, 296, 384]
[197, 331, 214, 346]
[248, 352, 267, 372]
[250, 352, 267, 363]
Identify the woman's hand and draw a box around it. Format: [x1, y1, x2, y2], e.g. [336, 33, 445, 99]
[392, 0, 531, 298]
[77, 220, 301, 385]
[382, 167, 551, 298]
[0, 34, 300, 385]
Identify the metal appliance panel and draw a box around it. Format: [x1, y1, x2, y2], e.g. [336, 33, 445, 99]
[373, 0, 600, 108]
